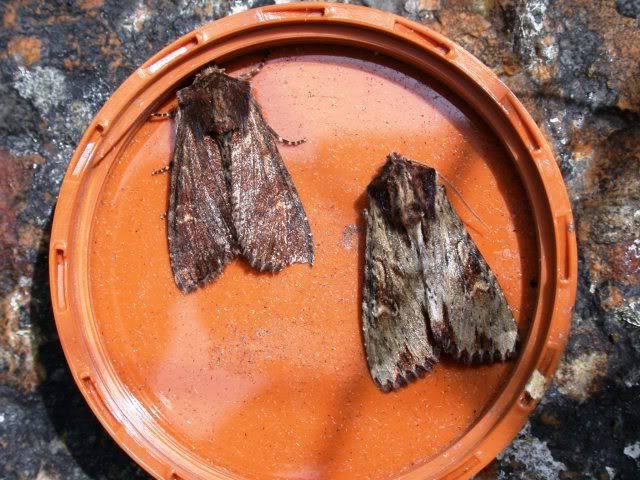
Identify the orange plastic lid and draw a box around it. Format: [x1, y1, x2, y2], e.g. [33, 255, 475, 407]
[49, 4, 577, 480]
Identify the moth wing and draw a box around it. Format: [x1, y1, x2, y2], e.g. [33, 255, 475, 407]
[362, 202, 438, 392]
[227, 99, 313, 271]
[423, 182, 518, 362]
[167, 109, 238, 292]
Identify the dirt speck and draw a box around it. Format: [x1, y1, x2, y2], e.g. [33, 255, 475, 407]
[341, 224, 359, 251]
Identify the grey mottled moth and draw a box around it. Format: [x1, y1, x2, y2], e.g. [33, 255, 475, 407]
[154, 61, 314, 293]
[363, 153, 518, 392]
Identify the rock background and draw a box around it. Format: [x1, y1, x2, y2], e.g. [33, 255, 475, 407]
[0, 0, 639, 479]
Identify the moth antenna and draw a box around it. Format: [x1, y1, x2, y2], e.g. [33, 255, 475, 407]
[238, 49, 271, 81]
[268, 125, 306, 146]
[438, 174, 488, 231]
[152, 162, 172, 175]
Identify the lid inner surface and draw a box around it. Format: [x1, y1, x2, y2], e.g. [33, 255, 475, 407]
[89, 47, 538, 480]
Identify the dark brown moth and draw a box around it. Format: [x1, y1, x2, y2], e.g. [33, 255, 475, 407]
[157, 64, 313, 293]
[362, 153, 518, 392]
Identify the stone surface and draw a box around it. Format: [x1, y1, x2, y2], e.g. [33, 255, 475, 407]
[0, 0, 639, 479]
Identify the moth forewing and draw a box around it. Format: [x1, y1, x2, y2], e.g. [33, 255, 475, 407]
[362, 155, 440, 392]
[424, 182, 518, 362]
[225, 98, 314, 271]
[167, 100, 238, 293]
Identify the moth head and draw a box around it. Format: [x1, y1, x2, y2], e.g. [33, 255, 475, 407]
[178, 67, 251, 133]
[368, 153, 438, 228]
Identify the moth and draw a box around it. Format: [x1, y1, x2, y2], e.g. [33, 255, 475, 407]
[154, 61, 314, 293]
[362, 153, 518, 392]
